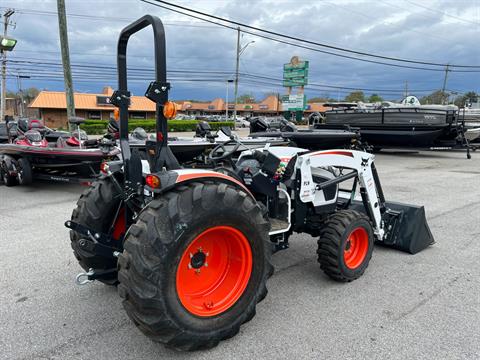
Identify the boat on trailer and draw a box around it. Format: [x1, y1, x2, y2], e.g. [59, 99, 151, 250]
[321, 97, 471, 153]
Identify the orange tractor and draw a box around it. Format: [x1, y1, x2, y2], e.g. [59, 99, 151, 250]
[66, 15, 434, 351]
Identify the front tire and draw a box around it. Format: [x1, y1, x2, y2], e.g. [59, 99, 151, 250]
[118, 181, 272, 351]
[317, 210, 373, 282]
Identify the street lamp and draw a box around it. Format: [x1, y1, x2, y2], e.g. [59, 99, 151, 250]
[0, 36, 17, 51]
[225, 79, 234, 120]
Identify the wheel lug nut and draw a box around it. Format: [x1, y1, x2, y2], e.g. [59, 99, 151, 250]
[204, 301, 214, 309]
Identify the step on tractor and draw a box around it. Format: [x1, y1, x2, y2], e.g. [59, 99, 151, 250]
[66, 15, 434, 351]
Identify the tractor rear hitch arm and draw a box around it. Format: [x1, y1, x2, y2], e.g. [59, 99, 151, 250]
[75, 268, 117, 286]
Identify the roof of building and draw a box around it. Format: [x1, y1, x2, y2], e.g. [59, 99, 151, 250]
[29, 87, 332, 113]
[29, 87, 157, 112]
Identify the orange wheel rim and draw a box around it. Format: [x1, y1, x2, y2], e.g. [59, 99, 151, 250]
[176, 226, 252, 317]
[343, 227, 369, 269]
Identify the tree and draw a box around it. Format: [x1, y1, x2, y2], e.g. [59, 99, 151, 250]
[368, 94, 383, 102]
[453, 91, 478, 107]
[420, 90, 447, 105]
[5, 87, 40, 105]
[344, 91, 365, 102]
[22, 87, 40, 104]
[236, 93, 255, 103]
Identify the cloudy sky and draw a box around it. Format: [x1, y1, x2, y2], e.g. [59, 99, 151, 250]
[2, 0, 479, 102]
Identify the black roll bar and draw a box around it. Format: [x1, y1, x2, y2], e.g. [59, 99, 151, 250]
[111, 15, 179, 181]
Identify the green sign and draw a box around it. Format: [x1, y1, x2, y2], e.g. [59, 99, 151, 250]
[283, 61, 309, 71]
[283, 69, 308, 79]
[283, 78, 308, 87]
[283, 57, 309, 88]
[281, 94, 306, 111]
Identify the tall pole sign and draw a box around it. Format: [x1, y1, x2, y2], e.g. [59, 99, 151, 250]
[281, 56, 308, 115]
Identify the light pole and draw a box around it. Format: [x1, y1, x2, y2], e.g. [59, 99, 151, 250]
[225, 79, 233, 120]
[1, 8, 16, 122]
[16, 74, 30, 117]
[233, 28, 254, 128]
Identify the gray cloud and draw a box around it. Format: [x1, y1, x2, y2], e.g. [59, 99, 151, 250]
[3, 0, 479, 101]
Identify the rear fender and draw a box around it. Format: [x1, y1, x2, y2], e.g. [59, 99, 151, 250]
[150, 169, 254, 199]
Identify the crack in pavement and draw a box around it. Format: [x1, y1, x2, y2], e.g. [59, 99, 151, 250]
[394, 275, 460, 321]
[16, 319, 131, 360]
[429, 201, 480, 222]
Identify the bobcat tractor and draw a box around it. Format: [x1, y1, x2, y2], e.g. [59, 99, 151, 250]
[66, 15, 434, 351]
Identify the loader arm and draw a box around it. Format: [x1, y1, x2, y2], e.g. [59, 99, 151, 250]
[295, 149, 385, 240]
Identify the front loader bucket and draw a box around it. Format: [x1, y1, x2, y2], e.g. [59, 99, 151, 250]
[380, 202, 434, 254]
[349, 200, 434, 254]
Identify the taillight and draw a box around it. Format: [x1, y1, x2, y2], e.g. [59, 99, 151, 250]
[145, 174, 161, 188]
[100, 161, 110, 174]
[163, 101, 177, 119]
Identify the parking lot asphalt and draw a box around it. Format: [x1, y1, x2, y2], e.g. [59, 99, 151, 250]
[1, 149, 479, 360]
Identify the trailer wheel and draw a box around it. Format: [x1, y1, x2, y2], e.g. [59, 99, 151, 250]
[70, 177, 125, 285]
[1, 161, 17, 187]
[118, 181, 272, 351]
[17, 158, 33, 185]
[317, 210, 373, 282]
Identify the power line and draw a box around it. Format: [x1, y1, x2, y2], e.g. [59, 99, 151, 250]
[403, 0, 480, 25]
[6, 4, 479, 72]
[6, 58, 442, 94]
[141, 0, 480, 69]
[140, 0, 479, 73]
[0, 6, 218, 28]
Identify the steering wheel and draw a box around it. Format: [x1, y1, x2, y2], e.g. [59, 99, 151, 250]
[208, 139, 242, 163]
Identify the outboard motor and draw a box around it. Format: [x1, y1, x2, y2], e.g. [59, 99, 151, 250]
[130, 127, 148, 142]
[107, 119, 120, 139]
[195, 121, 212, 138]
[219, 126, 233, 139]
[279, 120, 297, 133]
[249, 117, 269, 133]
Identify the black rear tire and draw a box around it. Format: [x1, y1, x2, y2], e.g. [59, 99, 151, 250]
[17, 158, 33, 185]
[117, 181, 272, 351]
[317, 210, 373, 282]
[69, 177, 124, 285]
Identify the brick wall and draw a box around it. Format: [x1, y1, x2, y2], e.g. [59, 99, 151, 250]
[41, 109, 88, 128]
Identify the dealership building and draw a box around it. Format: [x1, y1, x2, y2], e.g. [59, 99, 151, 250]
[29, 87, 330, 128]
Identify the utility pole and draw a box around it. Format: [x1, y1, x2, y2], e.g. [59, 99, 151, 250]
[441, 64, 450, 105]
[225, 79, 233, 120]
[16, 74, 29, 117]
[1, 8, 15, 122]
[233, 27, 241, 128]
[57, 0, 75, 128]
[404, 80, 408, 98]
